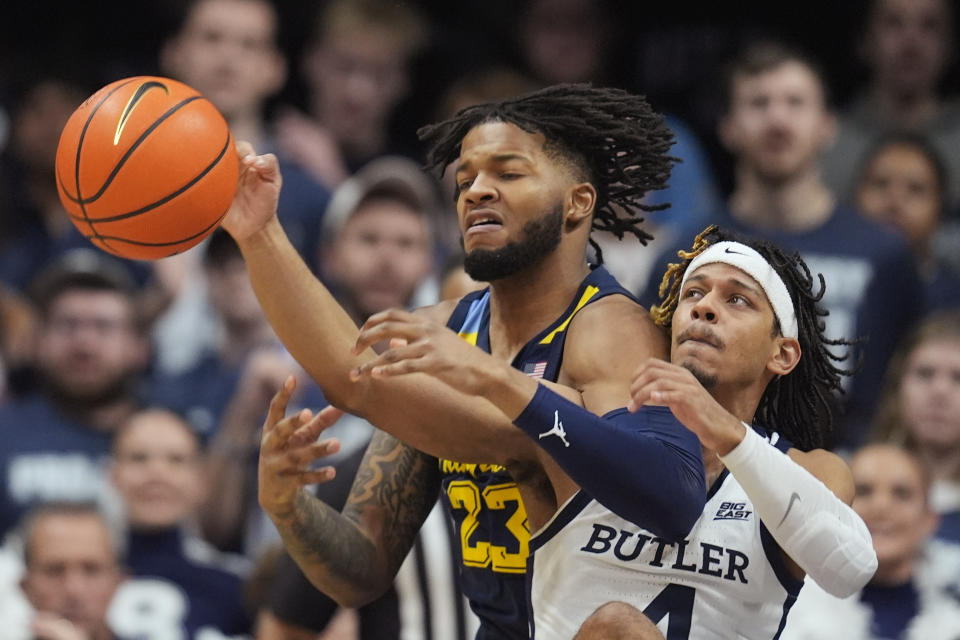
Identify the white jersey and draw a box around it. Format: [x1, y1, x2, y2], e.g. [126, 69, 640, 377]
[528, 431, 802, 639]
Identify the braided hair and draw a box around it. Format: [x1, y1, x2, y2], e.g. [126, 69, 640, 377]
[417, 83, 676, 263]
[650, 226, 857, 450]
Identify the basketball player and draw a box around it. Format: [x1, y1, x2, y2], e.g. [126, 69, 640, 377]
[352, 226, 880, 638]
[223, 84, 707, 639]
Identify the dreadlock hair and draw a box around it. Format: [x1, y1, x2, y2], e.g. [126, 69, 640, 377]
[650, 225, 857, 451]
[417, 83, 676, 264]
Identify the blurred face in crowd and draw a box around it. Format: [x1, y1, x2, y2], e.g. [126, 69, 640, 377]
[304, 28, 410, 148]
[36, 289, 147, 406]
[325, 198, 432, 320]
[520, 0, 607, 84]
[856, 142, 941, 253]
[162, 0, 285, 120]
[21, 512, 122, 638]
[720, 61, 835, 184]
[205, 255, 265, 331]
[864, 0, 952, 97]
[112, 410, 206, 530]
[851, 445, 936, 583]
[898, 337, 960, 450]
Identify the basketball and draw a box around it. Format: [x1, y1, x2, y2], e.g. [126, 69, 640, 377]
[54, 76, 239, 260]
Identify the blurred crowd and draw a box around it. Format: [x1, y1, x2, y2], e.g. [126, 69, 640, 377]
[0, 0, 959, 638]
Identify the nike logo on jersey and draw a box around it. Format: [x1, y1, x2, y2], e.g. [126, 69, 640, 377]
[777, 492, 801, 527]
[539, 410, 570, 447]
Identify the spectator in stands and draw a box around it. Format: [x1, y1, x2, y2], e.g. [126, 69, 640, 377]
[106, 408, 252, 638]
[274, 0, 429, 188]
[782, 444, 960, 639]
[0, 78, 153, 293]
[152, 0, 332, 375]
[873, 311, 960, 543]
[820, 0, 960, 218]
[17, 502, 125, 640]
[160, 0, 330, 262]
[0, 251, 148, 538]
[512, 0, 720, 294]
[854, 131, 960, 311]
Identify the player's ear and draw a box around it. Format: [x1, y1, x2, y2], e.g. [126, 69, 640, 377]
[768, 336, 801, 377]
[565, 182, 596, 230]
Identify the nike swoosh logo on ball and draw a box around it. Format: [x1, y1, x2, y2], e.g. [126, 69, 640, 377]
[114, 80, 170, 145]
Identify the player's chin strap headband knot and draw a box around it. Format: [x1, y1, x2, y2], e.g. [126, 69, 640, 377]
[680, 241, 799, 339]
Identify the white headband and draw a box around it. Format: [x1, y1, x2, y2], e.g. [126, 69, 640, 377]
[680, 241, 798, 338]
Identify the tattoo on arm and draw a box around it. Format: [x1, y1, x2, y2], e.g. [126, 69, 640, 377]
[274, 430, 441, 594]
[345, 430, 442, 574]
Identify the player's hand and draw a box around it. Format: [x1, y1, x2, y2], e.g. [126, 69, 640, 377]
[221, 140, 283, 243]
[258, 376, 344, 520]
[350, 308, 495, 396]
[628, 358, 746, 455]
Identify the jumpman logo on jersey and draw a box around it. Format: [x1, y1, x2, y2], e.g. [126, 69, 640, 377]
[539, 410, 570, 447]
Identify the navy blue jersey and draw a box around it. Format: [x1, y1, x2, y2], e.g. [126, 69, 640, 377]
[442, 265, 634, 640]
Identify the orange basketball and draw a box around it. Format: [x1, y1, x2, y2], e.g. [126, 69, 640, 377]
[55, 76, 238, 260]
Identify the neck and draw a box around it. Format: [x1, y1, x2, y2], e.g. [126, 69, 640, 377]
[870, 556, 916, 587]
[53, 396, 139, 433]
[869, 85, 941, 128]
[486, 250, 590, 361]
[729, 164, 834, 232]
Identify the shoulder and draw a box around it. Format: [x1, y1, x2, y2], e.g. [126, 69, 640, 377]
[786, 447, 855, 505]
[564, 294, 668, 383]
[568, 294, 667, 352]
[412, 298, 462, 325]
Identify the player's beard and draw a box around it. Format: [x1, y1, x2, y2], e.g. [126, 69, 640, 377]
[40, 369, 135, 412]
[463, 204, 563, 282]
[682, 361, 718, 389]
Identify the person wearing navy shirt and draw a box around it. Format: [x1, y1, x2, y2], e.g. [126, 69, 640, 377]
[107, 408, 252, 639]
[0, 251, 149, 539]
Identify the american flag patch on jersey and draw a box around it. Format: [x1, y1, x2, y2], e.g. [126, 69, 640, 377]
[523, 361, 547, 378]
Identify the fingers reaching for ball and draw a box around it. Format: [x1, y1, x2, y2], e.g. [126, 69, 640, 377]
[221, 139, 284, 242]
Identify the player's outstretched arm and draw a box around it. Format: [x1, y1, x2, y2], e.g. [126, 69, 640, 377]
[354, 299, 707, 540]
[219, 143, 537, 464]
[260, 378, 440, 606]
